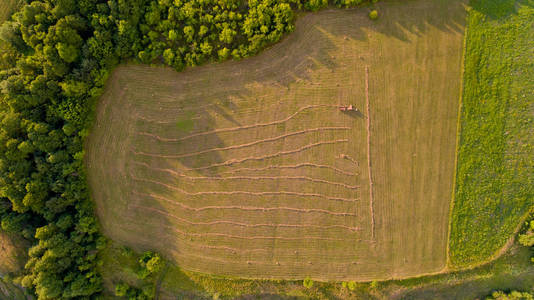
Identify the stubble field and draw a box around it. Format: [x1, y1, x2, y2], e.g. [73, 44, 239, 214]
[86, 0, 466, 281]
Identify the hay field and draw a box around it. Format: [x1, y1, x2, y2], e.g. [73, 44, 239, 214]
[86, 0, 466, 281]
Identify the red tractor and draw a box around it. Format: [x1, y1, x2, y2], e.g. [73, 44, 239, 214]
[339, 104, 358, 112]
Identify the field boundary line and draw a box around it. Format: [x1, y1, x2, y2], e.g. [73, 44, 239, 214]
[129, 203, 360, 231]
[133, 161, 359, 189]
[132, 139, 348, 170]
[138, 127, 349, 156]
[138, 104, 336, 140]
[365, 65, 375, 239]
[133, 191, 358, 216]
[220, 163, 356, 176]
[131, 176, 359, 203]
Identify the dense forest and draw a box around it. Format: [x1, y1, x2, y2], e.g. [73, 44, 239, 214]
[0, 0, 370, 298]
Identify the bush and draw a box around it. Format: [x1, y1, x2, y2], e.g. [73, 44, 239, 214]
[519, 220, 534, 244]
[305, 0, 329, 11]
[114, 283, 129, 297]
[487, 290, 534, 300]
[518, 218, 534, 265]
[369, 10, 379, 20]
[137, 251, 164, 279]
[303, 277, 314, 289]
[114, 282, 153, 300]
[145, 255, 164, 274]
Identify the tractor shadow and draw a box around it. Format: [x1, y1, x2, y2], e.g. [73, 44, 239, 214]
[341, 109, 366, 119]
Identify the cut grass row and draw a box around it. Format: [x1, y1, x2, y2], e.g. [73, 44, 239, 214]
[448, 0, 534, 267]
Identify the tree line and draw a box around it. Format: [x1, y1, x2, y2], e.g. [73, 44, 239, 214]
[0, 0, 375, 298]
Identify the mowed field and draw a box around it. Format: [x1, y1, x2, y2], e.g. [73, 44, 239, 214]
[86, 0, 466, 281]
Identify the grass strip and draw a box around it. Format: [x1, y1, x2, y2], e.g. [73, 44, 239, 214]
[448, 0, 534, 267]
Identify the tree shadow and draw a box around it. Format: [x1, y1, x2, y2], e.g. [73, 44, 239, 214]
[341, 109, 365, 119]
[470, 0, 517, 20]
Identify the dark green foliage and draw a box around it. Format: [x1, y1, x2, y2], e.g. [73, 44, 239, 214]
[0, 0, 111, 298]
[518, 217, 534, 264]
[304, 0, 328, 11]
[486, 290, 534, 300]
[112, 250, 164, 300]
[518, 224, 534, 247]
[0, 21, 28, 52]
[115, 282, 154, 300]
[115, 282, 130, 297]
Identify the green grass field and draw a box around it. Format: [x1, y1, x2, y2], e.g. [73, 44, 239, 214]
[448, 0, 534, 268]
[86, 0, 466, 282]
